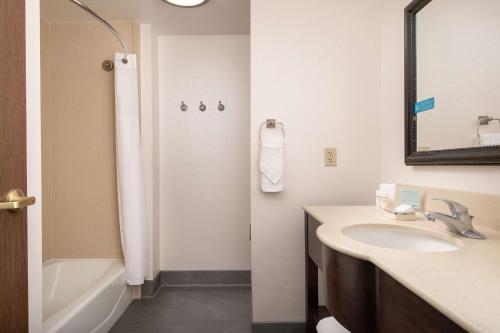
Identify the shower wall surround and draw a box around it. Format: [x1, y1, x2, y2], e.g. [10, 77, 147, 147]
[41, 20, 51, 262]
[158, 35, 251, 271]
[41, 21, 140, 262]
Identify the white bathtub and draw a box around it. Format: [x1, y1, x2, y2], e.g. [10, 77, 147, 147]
[43, 259, 133, 333]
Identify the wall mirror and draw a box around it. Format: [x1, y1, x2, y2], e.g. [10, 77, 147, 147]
[405, 0, 500, 165]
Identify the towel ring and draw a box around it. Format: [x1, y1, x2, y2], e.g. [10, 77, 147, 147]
[477, 115, 500, 139]
[259, 119, 285, 141]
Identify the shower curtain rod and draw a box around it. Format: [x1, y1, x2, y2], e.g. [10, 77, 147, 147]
[68, 0, 129, 63]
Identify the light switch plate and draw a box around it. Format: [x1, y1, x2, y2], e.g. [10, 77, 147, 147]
[324, 148, 337, 166]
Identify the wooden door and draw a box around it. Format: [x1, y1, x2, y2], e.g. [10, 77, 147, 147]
[0, 0, 29, 332]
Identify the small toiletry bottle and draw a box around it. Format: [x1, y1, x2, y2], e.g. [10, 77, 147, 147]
[418, 192, 427, 214]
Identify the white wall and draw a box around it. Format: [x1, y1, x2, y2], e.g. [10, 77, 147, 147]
[139, 24, 159, 281]
[158, 35, 251, 270]
[27, 0, 43, 331]
[151, 25, 161, 281]
[251, 0, 381, 322]
[380, 0, 500, 195]
[416, 0, 500, 150]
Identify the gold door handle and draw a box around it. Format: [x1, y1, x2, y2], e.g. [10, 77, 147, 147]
[0, 189, 36, 213]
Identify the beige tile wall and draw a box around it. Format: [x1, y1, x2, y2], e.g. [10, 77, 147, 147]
[41, 21, 139, 262]
[41, 20, 52, 262]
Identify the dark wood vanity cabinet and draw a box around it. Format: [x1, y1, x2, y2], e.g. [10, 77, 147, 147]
[322, 248, 377, 332]
[377, 271, 466, 333]
[305, 213, 467, 333]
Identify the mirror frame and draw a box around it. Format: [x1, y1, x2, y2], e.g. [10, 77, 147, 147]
[404, 0, 500, 165]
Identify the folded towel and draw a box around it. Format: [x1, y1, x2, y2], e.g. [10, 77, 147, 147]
[316, 316, 350, 333]
[479, 133, 500, 146]
[259, 128, 284, 192]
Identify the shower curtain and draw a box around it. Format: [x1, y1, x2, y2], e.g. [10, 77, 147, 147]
[114, 53, 148, 285]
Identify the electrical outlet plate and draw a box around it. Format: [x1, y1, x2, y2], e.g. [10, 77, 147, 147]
[324, 148, 337, 166]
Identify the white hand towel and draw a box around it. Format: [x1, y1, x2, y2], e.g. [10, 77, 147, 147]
[259, 129, 284, 192]
[479, 133, 500, 146]
[316, 316, 350, 333]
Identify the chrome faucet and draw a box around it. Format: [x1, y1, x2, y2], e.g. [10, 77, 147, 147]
[424, 199, 486, 239]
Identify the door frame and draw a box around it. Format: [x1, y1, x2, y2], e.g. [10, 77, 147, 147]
[26, 0, 43, 331]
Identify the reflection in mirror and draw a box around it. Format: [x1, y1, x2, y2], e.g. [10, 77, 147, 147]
[415, 0, 500, 151]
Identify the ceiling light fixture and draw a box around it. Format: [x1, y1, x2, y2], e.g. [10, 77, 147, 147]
[162, 0, 210, 8]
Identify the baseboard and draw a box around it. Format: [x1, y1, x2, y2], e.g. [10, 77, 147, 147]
[161, 270, 251, 286]
[141, 272, 161, 298]
[142, 270, 251, 298]
[251, 322, 306, 333]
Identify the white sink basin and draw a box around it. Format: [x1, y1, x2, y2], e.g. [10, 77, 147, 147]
[342, 224, 461, 252]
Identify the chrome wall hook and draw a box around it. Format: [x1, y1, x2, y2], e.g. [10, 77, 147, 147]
[199, 101, 207, 112]
[218, 101, 225, 111]
[180, 101, 188, 112]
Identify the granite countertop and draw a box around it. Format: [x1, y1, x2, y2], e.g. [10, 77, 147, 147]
[304, 205, 500, 333]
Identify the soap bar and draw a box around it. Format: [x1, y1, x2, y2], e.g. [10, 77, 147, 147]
[395, 204, 415, 214]
[382, 210, 417, 221]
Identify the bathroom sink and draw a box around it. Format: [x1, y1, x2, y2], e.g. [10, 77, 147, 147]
[342, 224, 460, 252]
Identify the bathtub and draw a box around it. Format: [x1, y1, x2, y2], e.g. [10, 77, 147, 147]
[43, 259, 133, 333]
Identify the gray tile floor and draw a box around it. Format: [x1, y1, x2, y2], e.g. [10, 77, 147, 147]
[110, 286, 252, 333]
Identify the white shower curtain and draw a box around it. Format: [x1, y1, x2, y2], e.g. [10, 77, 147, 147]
[114, 53, 148, 285]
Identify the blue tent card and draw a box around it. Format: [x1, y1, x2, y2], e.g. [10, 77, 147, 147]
[414, 97, 435, 114]
[401, 190, 421, 209]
